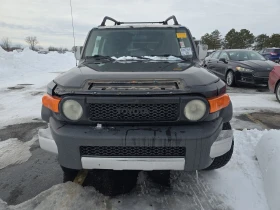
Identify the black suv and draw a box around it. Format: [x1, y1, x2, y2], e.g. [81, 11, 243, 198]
[39, 16, 233, 183]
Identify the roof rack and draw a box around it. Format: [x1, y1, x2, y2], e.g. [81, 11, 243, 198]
[100, 15, 179, 26]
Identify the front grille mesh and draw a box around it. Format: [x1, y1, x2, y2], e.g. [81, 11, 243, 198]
[89, 103, 179, 121]
[80, 146, 186, 157]
[254, 71, 270, 77]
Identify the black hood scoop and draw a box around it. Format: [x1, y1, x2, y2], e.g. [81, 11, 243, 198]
[86, 79, 182, 91]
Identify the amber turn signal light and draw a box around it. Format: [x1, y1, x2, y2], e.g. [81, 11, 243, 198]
[208, 94, 230, 113]
[42, 94, 61, 113]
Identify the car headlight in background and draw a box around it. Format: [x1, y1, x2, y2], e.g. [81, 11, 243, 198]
[62, 100, 83, 120]
[236, 67, 253, 73]
[184, 100, 207, 121]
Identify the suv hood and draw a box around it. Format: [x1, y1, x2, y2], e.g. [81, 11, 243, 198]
[54, 61, 219, 89]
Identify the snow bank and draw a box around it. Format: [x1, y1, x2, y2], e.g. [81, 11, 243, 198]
[0, 47, 75, 89]
[0, 47, 75, 126]
[0, 46, 7, 54]
[0, 136, 37, 169]
[256, 131, 280, 210]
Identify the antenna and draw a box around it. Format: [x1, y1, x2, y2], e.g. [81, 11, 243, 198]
[69, 0, 77, 66]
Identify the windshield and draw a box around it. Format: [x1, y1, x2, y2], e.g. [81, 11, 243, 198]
[83, 28, 194, 60]
[228, 51, 266, 61]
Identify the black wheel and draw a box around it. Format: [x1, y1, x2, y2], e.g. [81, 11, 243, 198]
[226, 70, 236, 87]
[203, 122, 234, 170]
[61, 166, 79, 182]
[147, 170, 171, 187]
[84, 170, 139, 196]
[276, 82, 280, 103]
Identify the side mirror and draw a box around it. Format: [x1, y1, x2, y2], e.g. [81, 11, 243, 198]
[198, 44, 208, 60]
[219, 58, 227, 63]
[74, 46, 83, 60]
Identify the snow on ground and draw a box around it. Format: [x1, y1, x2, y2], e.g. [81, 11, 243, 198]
[203, 129, 270, 210]
[230, 93, 280, 113]
[0, 136, 37, 169]
[0, 47, 279, 209]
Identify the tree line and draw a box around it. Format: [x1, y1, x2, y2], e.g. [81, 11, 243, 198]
[2, 30, 280, 52]
[0, 36, 68, 52]
[201, 29, 280, 51]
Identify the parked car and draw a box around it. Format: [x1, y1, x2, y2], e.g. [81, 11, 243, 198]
[38, 50, 49, 54]
[259, 48, 280, 63]
[269, 66, 280, 103]
[202, 50, 216, 66]
[204, 49, 278, 87]
[39, 15, 234, 194]
[206, 50, 216, 57]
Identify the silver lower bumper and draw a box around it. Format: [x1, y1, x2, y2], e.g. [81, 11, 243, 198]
[82, 157, 185, 170]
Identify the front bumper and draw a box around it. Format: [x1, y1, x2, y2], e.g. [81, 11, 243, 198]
[39, 117, 233, 171]
[237, 73, 269, 85]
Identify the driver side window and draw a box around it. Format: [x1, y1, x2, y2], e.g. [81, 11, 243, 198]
[211, 51, 220, 59]
[219, 52, 229, 60]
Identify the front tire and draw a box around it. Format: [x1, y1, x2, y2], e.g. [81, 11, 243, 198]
[204, 122, 234, 170]
[226, 70, 236, 87]
[147, 170, 170, 186]
[85, 170, 139, 196]
[276, 82, 280, 103]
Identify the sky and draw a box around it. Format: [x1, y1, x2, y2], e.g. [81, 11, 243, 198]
[0, 0, 279, 49]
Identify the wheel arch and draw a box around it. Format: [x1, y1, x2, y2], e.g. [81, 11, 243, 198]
[225, 68, 234, 80]
[274, 79, 280, 93]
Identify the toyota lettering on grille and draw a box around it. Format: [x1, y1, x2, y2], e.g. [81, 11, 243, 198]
[116, 108, 150, 115]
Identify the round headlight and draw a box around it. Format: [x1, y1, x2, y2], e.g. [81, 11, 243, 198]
[62, 100, 83, 121]
[184, 100, 207, 121]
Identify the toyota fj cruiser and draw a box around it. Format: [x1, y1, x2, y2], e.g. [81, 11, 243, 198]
[39, 16, 233, 184]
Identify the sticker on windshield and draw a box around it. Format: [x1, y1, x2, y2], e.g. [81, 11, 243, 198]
[176, 33, 187, 39]
[179, 41, 185, 48]
[180, 47, 193, 56]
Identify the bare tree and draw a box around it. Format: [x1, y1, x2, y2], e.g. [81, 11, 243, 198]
[25, 36, 38, 50]
[1, 37, 12, 51]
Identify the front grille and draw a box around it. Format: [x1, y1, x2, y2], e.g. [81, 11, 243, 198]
[89, 103, 179, 121]
[80, 146, 186, 157]
[254, 71, 270, 77]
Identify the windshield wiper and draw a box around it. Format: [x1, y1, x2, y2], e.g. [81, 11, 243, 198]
[151, 54, 192, 61]
[85, 55, 114, 61]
